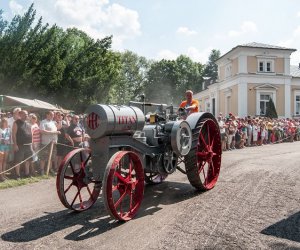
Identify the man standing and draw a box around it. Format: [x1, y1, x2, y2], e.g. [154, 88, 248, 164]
[12, 110, 33, 178]
[39, 111, 60, 175]
[8, 107, 21, 129]
[7, 107, 21, 163]
[218, 114, 227, 151]
[65, 115, 85, 148]
[179, 90, 199, 118]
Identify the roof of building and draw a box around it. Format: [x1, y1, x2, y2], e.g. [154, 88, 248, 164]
[218, 42, 297, 61]
[239, 42, 296, 51]
[291, 65, 300, 77]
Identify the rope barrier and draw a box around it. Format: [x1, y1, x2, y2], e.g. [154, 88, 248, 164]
[0, 129, 299, 177]
[268, 129, 300, 144]
[0, 141, 83, 176]
[0, 142, 51, 175]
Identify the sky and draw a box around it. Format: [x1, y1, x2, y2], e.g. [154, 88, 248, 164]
[1, 0, 300, 65]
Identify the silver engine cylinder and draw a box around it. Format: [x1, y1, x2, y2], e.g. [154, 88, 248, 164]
[85, 104, 145, 139]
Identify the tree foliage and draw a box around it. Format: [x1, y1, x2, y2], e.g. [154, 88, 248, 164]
[0, 5, 220, 112]
[110, 50, 151, 104]
[265, 98, 278, 118]
[203, 49, 220, 83]
[0, 4, 121, 112]
[145, 55, 204, 105]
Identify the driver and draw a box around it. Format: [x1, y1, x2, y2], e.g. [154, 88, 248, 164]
[179, 90, 199, 116]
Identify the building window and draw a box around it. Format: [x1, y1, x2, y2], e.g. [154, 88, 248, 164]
[259, 94, 270, 115]
[258, 59, 274, 73]
[205, 99, 210, 112]
[266, 62, 271, 72]
[259, 62, 264, 72]
[295, 93, 300, 115]
[225, 64, 232, 78]
[256, 88, 276, 116]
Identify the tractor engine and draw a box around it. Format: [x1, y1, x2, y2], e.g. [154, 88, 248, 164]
[85, 104, 192, 176]
[137, 118, 192, 174]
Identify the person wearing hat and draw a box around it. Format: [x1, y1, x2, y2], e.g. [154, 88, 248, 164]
[179, 90, 199, 118]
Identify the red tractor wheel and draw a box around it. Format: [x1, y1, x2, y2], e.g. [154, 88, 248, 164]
[56, 148, 101, 211]
[103, 151, 144, 221]
[185, 118, 222, 191]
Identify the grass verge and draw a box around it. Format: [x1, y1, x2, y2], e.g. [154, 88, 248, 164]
[0, 175, 51, 190]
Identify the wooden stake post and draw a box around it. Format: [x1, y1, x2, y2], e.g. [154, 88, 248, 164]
[46, 141, 54, 176]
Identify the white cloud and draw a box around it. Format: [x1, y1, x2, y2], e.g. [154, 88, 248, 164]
[293, 26, 300, 37]
[176, 26, 197, 36]
[9, 0, 24, 15]
[278, 39, 294, 48]
[228, 21, 257, 37]
[156, 49, 178, 60]
[291, 51, 300, 65]
[297, 11, 300, 17]
[156, 46, 213, 63]
[10, 0, 141, 50]
[278, 26, 300, 65]
[186, 46, 213, 63]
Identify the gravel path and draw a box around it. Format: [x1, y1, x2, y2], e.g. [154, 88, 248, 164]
[0, 142, 300, 249]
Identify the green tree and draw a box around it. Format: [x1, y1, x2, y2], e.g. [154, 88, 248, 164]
[145, 59, 179, 104]
[0, 10, 8, 37]
[265, 98, 278, 118]
[145, 56, 204, 105]
[175, 55, 204, 100]
[0, 5, 121, 112]
[110, 50, 151, 104]
[203, 49, 220, 83]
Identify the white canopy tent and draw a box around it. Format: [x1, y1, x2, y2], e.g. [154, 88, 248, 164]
[0, 95, 70, 112]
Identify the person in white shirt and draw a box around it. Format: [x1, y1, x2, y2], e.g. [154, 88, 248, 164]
[39, 111, 60, 175]
[217, 114, 226, 151]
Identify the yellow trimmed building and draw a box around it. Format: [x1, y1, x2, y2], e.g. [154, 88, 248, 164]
[194, 42, 300, 118]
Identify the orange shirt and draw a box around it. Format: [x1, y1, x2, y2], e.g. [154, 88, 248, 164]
[179, 99, 199, 114]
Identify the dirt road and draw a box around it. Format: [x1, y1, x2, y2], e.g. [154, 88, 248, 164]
[1, 142, 300, 249]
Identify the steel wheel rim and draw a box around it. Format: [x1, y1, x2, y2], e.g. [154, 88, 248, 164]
[196, 119, 222, 190]
[103, 151, 144, 221]
[56, 148, 101, 211]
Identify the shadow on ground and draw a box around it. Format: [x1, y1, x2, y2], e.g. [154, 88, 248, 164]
[1, 180, 201, 242]
[261, 211, 300, 243]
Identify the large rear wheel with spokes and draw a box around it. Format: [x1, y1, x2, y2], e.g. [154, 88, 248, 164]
[185, 118, 222, 191]
[103, 151, 144, 221]
[56, 148, 101, 211]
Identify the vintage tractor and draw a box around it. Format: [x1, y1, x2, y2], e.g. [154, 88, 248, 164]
[56, 102, 222, 221]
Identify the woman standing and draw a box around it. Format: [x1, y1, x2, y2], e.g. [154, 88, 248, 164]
[30, 114, 40, 176]
[0, 118, 11, 181]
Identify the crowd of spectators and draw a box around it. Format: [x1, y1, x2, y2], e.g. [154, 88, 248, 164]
[0, 108, 88, 181]
[217, 112, 300, 151]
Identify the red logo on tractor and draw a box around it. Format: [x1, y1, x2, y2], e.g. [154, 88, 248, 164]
[87, 112, 100, 130]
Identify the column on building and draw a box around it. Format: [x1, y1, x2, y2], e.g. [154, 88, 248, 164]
[284, 81, 291, 118]
[238, 82, 248, 117]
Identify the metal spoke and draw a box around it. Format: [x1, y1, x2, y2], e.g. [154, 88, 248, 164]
[199, 132, 208, 149]
[70, 191, 79, 207]
[69, 161, 75, 174]
[78, 191, 84, 209]
[115, 171, 128, 184]
[83, 153, 91, 167]
[64, 182, 73, 194]
[86, 185, 92, 197]
[114, 190, 127, 208]
[206, 122, 211, 146]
